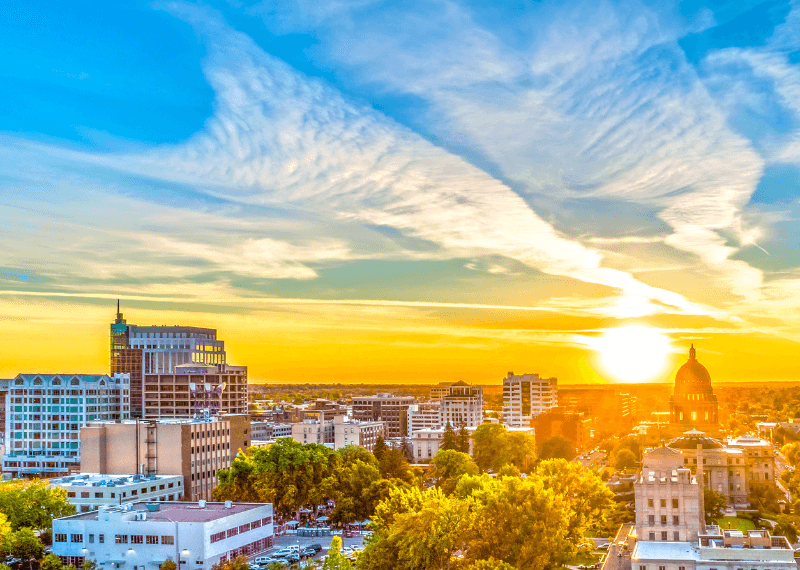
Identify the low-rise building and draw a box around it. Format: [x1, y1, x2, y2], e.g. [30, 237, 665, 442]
[80, 415, 250, 502]
[51, 474, 184, 513]
[333, 417, 385, 452]
[351, 394, 416, 438]
[249, 422, 292, 441]
[533, 408, 590, 452]
[52, 501, 274, 570]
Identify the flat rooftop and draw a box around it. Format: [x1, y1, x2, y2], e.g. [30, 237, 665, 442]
[62, 502, 268, 523]
[51, 474, 181, 488]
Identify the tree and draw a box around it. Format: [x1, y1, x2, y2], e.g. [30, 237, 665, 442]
[159, 561, 177, 570]
[40, 555, 63, 570]
[773, 517, 798, 544]
[538, 435, 576, 461]
[0, 480, 75, 531]
[265, 564, 287, 570]
[749, 481, 783, 514]
[442, 423, 458, 452]
[428, 450, 478, 495]
[457, 424, 470, 454]
[379, 450, 414, 483]
[612, 449, 637, 471]
[210, 555, 250, 570]
[373, 437, 389, 462]
[703, 489, 727, 524]
[782, 442, 800, 467]
[1, 528, 44, 561]
[322, 536, 353, 570]
[471, 424, 536, 473]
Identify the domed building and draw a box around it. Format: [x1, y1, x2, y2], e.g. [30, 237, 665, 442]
[669, 345, 719, 427]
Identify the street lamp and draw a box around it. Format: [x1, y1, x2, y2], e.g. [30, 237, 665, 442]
[178, 549, 191, 569]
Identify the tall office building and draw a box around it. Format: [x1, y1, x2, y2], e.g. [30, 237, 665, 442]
[351, 393, 416, 438]
[439, 381, 483, 428]
[110, 303, 246, 418]
[502, 372, 558, 428]
[2, 373, 130, 478]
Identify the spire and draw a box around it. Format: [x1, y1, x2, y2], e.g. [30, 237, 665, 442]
[689, 344, 696, 360]
[117, 298, 120, 314]
[114, 299, 125, 325]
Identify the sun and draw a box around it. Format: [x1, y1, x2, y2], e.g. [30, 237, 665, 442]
[590, 326, 672, 383]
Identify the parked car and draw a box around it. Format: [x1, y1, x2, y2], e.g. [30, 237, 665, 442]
[301, 547, 316, 558]
[254, 557, 275, 565]
[273, 548, 295, 558]
[281, 553, 300, 564]
[309, 543, 323, 553]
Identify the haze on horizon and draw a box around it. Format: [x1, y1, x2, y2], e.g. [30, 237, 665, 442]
[1, 0, 800, 385]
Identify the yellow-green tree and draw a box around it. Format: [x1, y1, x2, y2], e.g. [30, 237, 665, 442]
[322, 536, 353, 570]
[428, 450, 478, 495]
[0, 480, 75, 530]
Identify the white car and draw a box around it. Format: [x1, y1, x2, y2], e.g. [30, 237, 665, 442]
[340, 546, 354, 555]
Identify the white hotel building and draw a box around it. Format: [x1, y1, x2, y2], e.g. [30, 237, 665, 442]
[50, 474, 184, 513]
[53, 501, 274, 570]
[3, 373, 130, 477]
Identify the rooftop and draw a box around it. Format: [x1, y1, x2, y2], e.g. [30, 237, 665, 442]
[60, 501, 268, 523]
[51, 474, 181, 489]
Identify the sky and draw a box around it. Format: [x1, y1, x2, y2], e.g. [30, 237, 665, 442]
[1, 0, 800, 385]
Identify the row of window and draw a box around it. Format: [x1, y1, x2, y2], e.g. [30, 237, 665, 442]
[209, 517, 272, 543]
[55, 534, 174, 545]
[647, 499, 680, 508]
[647, 515, 680, 525]
[65, 482, 177, 499]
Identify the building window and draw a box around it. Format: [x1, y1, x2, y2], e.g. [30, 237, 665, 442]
[673, 516, 679, 524]
[146, 536, 158, 545]
[115, 535, 128, 544]
[661, 515, 667, 525]
[99, 535, 104, 544]
[54, 534, 67, 543]
[88, 535, 94, 544]
[672, 498, 678, 508]
[660, 499, 666, 508]
[131, 535, 143, 544]
[162, 536, 174, 545]
[648, 515, 654, 525]
[659, 567, 665, 570]
[648, 532, 655, 541]
[648, 499, 653, 507]
[673, 532, 680, 541]
[660, 532, 667, 541]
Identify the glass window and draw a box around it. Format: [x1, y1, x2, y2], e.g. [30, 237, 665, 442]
[161, 536, 174, 545]
[115, 535, 128, 544]
[146, 536, 159, 545]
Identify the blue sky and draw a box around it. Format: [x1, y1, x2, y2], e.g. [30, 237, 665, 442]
[1, 0, 800, 383]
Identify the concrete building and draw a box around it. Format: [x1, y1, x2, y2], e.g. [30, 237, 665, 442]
[407, 402, 441, 434]
[726, 435, 775, 484]
[249, 422, 292, 441]
[440, 381, 483, 428]
[669, 346, 719, 429]
[51, 474, 184, 512]
[80, 415, 250, 501]
[110, 303, 247, 418]
[333, 417, 385, 452]
[635, 446, 705, 543]
[502, 372, 557, 428]
[52, 501, 274, 570]
[140, 364, 248, 420]
[351, 394, 416, 438]
[429, 383, 452, 401]
[292, 417, 335, 447]
[411, 428, 452, 461]
[3, 373, 130, 478]
[631, 529, 795, 570]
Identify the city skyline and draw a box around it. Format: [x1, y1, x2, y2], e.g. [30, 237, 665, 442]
[2, 1, 800, 384]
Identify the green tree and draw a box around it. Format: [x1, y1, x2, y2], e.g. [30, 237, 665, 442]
[703, 489, 727, 524]
[210, 555, 250, 570]
[612, 449, 638, 471]
[1, 528, 44, 561]
[536, 459, 614, 542]
[379, 450, 414, 483]
[457, 424, 470, 454]
[428, 450, 478, 495]
[265, 564, 287, 570]
[782, 442, 800, 467]
[322, 536, 353, 570]
[159, 561, 177, 570]
[40, 554, 63, 570]
[538, 435, 577, 461]
[442, 423, 458, 452]
[373, 437, 389, 462]
[749, 481, 783, 514]
[472, 424, 536, 473]
[773, 517, 798, 544]
[214, 439, 335, 519]
[322, 458, 382, 525]
[0, 480, 75, 531]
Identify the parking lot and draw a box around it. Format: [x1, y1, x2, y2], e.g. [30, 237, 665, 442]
[253, 531, 368, 565]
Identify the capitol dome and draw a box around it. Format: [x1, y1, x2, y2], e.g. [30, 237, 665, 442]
[673, 345, 713, 395]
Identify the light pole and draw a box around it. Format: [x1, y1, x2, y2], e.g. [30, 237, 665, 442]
[178, 549, 190, 570]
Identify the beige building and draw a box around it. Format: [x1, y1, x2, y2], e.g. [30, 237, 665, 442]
[502, 372, 557, 428]
[333, 417, 385, 452]
[80, 415, 250, 501]
[142, 364, 248, 419]
[635, 446, 705, 543]
[726, 435, 775, 485]
[440, 381, 483, 428]
[407, 402, 442, 434]
[351, 394, 415, 438]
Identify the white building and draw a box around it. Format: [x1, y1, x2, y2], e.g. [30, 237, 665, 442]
[333, 417, 385, 452]
[407, 402, 441, 434]
[53, 501, 274, 570]
[3, 373, 130, 477]
[250, 422, 292, 441]
[632, 529, 795, 570]
[292, 417, 335, 447]
[50, 474, 184, 513]
[502, 372, 557, 427]
[439, 381, 483, 428]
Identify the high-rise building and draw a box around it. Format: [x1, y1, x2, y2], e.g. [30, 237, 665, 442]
[351, 394, 416, 438]
[80, 415, 250, 501]
[439, 381, 483, 428]
[407, 402, 442, 434]
[502, 372, 557, 427]
[110, 303, 246, 418]
[2, 373, 130, 478]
